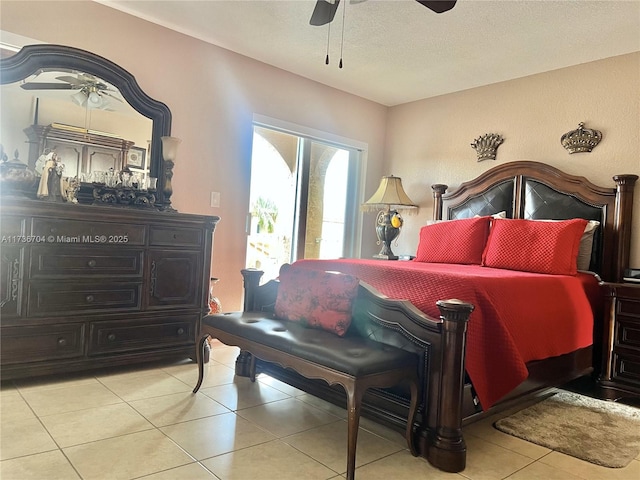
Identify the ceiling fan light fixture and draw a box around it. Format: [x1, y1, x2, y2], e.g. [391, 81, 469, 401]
[87, 91, 103, 108]
[71, 90, 88, 106]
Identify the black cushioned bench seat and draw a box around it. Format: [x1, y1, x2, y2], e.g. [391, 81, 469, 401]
[193, 312, 420, 480]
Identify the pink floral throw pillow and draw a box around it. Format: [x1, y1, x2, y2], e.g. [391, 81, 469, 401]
[275, 267, 360, 336]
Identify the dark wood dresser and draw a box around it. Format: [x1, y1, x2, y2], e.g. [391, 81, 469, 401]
[598, 282, 640, 400]
[0, 198, 219, 380]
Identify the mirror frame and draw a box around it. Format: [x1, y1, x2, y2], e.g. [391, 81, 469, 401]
[0, 44, 172, 209]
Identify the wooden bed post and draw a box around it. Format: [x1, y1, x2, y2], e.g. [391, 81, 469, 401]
[427, 299, 474, 473]
[613, 174, 638, 282]
[236, 269, 265, 376]
[432, 184, 448, 221]
[241, 268, 264, 312]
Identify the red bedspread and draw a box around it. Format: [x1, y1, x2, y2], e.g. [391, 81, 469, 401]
[292, 259, 599, 408]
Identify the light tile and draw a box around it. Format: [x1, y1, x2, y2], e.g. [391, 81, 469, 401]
[63, 429, 193, 480]
[129, 391, 229, 427]
[236, 397, 342, 437]
[539, 451, 640, 480]
[167, 362, 237, 389]
[40, 402, 154, 447]
[200, 376, 290, 410]
[284, 420, 403, 473]
[201, 439, 337, 480]
[0, 416, 57, 461]
[359, 416, 407, 448]
[12, 373, 98, 392]
[96, 371, 192, 401]
[141, 462, 220, 479]
[209, 345, 241, 366]
[160, 411, 276, 460]
[0, 450, 81, 480]
[506, 459, 584, 479]
[19, 382, 122, 416]
[257, 374, 306, 396]
[297, 393, 348, 419]
[0, 390, 35, 423]
[461, 433, 535, 480]
[352, 450, 460, 479]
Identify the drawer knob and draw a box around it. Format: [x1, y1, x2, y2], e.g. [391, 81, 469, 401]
[87, 259, 97, 267]
[86, 295, 95, 303]
[107, 333, 116, 342]
[177, 328, 185, 335]
[57, 337, 67, 347]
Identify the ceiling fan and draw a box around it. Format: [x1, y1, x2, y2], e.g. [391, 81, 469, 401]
[20, 72, 122, 109]
[310, 0, 457, 26]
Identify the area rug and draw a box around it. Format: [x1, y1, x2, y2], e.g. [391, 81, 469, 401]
[494, 391, 640, 468]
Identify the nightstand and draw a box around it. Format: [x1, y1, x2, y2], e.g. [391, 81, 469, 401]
[598, 282, 640, 401]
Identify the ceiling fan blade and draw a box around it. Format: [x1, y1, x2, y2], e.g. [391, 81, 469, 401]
[310, 0, 341, 26]
[416, 0, 457, 14]
[102, 91, 124, 103]
[20, 82, 76, 90]
[55, 75, 86, 85]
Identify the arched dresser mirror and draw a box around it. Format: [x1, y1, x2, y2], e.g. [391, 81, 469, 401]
[0, 44, 173, 209]
[0, 44, 219, 380]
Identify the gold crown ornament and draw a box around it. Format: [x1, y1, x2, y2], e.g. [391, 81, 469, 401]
[561, 122, 602, 154]
[471, 133, 504, 162]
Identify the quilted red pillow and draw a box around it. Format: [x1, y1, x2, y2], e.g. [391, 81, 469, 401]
[482, 218, 588, 275]
[414, 216, 492, 264]
[274, 267, 360, 336]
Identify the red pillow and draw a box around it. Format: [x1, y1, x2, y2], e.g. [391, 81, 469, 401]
[482, 218, 588, 275]
[274, 267, 360, 336]
[414, 216, 492, 264]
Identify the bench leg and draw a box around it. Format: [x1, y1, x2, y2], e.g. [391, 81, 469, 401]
[192, 334, 210, 393]
[345, 385, 365, 480]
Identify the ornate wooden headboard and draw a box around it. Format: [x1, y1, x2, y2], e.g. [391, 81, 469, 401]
[431, 161, 637, 282]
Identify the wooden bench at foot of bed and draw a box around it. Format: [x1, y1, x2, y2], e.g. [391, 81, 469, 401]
[199, 268, 476, 474]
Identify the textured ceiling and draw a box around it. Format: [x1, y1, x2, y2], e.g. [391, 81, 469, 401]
[99, 0, 640, 106]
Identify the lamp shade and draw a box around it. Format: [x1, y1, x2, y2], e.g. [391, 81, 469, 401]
[161, 136, 182, 162]
[362, 175, 417, 211]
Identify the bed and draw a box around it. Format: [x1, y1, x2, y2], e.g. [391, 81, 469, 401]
[238, 160, 637, 472]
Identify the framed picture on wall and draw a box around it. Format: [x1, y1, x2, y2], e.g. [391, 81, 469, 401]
[126, 147, 146, 169]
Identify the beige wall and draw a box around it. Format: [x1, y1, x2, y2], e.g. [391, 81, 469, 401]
[0, 0, 388, 310]
[2, 2, 638, 310]
[386, 52, 640, 268]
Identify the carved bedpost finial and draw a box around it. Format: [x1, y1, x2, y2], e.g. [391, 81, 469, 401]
[471, 134, 504, 162]
[561, 122, 602, 154]
[432, 184, 448, 221]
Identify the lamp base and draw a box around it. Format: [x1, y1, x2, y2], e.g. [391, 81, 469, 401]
[373, 253, 399, 261]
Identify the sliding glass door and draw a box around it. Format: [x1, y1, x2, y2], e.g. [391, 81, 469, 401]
[246, 124, 361, 281]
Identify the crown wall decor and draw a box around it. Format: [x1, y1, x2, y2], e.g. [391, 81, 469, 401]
[561, 122, 602, 154]
[471, 133, 504, 162]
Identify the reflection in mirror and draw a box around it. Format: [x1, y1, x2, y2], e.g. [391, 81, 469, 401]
[3, 69, 152, 179]
[0, 44, 173, 210]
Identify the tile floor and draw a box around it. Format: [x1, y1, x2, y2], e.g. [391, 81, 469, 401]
[1, 341, 639, 480]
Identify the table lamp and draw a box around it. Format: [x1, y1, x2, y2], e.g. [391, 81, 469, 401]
[362, 175, 418, 260]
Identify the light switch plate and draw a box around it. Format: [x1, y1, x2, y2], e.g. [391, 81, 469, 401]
[210, 191, 220, 208]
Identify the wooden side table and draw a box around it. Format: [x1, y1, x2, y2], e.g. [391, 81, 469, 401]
[598, 282, 640, 401]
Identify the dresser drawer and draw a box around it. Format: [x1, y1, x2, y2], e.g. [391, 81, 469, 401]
[88, 315, 196, 355]
[0, 215, 27, 237]
[30, 247, 144, 278]
[28, 282, 142, 316]
[1, 324, 85, 364]
[618, 297, 640, 318]
[612, 352, 640, 387]
[616, 319, 640, 350]
[32, 218, 146, 245]
[149, 226, 202, 247]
